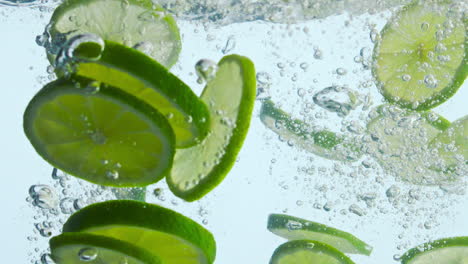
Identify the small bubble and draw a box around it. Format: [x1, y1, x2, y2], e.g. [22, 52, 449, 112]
[195, 59, 217, 84]
[402, 74, 411, 82]
[78, 248, 98, 262]
[106, 170, 119, 180]
[336, 68, 347, 75]
[313, 48, 323, 60]
[41, 253, 55, 264]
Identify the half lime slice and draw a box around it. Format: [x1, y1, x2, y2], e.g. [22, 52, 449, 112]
[260, 99, 362, 161]
[63, 200, 216, 264]
[23, 78, 175, 187]
[373, 0, 467, 110]
[270, 240, 356, 264]
[50, 233, 161, 264]
[47, 0, 181, 68]
[267, 214, 372, 256]
[167, 55, 256, 201]
[401, 236, 468, 264]
[64, 41, 210, 148]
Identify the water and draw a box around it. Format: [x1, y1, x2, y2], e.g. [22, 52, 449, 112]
[1, 0, 467, 263]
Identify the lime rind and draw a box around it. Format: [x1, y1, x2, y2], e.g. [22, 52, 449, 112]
[23, 78, 175, 187]
[270, 240, 356, 264]
[166, 55, 256, 201]
[63, 200, 216, 263]
[267, 214, 373, 256]
[50, 232, 162, 264]
[400, 236, 468, 264]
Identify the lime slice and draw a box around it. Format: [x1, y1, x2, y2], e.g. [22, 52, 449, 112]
[429, 115, 467, 168]
[373, 0, 467, 110]
[50, 233, 161, 264]
[23, 78, 175, 187]
[270, 240, 356, 264]
[401, 236, 468, 264]
[267, 214, 372, 256]
[166, 55, 256, 201]
[366, 104, 453, 184]
[47, 0, 181, 68]
[63, 200, 216, 264]
[64, 41, 210, 148]
[260, 99, 362, 162]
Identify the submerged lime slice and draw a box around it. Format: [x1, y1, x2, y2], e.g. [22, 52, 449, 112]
[47, 0, 181, 68]
[167, 55, 256, 201]
[65, 41, 210, 148]
[260, 99, 362, 162]
[23, 78, 175, 187]
[401, 236, 468, 264]
[50, 233, 161, 264]
[373, 0, 467, 110]
[63, 200, 216, 264]
[268, 214, 372, 256]
[270, 240, 356, 264]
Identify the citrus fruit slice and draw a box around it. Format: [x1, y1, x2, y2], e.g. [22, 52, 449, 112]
[23, 78, 175, 187]
[50, 232, 161, 264]
[166, 55, 256, 201]
[373, 0, 467, 110]
[366, 104, 453, 184]
[270, 240, 356, 264]
[260, 99, 362, 162]
[46, 0, 181, 68]
[267, 214, 372, 256]
[63, 200, 216, 264]
[401, 236, 468, 264]
[61, 41, 210, 148]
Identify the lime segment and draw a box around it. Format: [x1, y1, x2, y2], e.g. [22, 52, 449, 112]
[268, 214, 372, 256]
[63, 200, 216, 264]
[373, 0, 467, 110]
[47, 0, 181, 68]
[167, 55, 256, 201]
[270, 240, 356, 264]
[429, 115, 467, 168]
[401, 236, 468, 264]
[23, 78, 175, 187]
[50, 233, 161, 264]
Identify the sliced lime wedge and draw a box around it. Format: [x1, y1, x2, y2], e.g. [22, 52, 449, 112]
[166, 55, 256, 201]
[47, 0, 181, 68]
[63, 200, 216, 264]
[66, 41, 210, 148]
[23, 78, 175, 187]
[267, 214, 372, 256]
[373, 0, 467, 110]
[401, 236, 468, 264]
[366, 104, 455, 184]
[270, 240, 356, 264]
[260, 99, 362, 162]
[50, 233, 161, 264]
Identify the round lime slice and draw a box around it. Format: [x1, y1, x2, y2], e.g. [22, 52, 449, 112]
[46, 0, 181, 68]
[401, 236, 468, 264]
[366, 104, 452, 184]
[50, 233, 161, 264]
[260, 99, 363, 162]
[373, 0, 467, 110]
[267, 214, 372, 256]
[23, 78, 175, 187]
[166, 55, 256, 201]
[270, 240, 356, 264]
[63, 200, 216, 264]
[63, 41, 210, 148]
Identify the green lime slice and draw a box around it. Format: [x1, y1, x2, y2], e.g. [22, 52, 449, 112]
[64, 41, 210, 148]
[166, 55, 256, 201]
[401, 236, 468, 264]
[47, 0, 181, 68]
[50, 233, 161, 264]
[373, 0, 467, 110]
[23, 78, 175, 187]
[63, 200, 216, 264]
[260, 99, 363, 162]
[267, 214, 372, 256]
[429, 115, 467, 168]
[270, 240, 356, 264]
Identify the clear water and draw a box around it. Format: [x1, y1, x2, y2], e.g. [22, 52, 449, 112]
[1, 1, 467, 263]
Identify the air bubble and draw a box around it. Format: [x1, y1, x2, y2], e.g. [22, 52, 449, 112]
[78, 248, 98, 262]
[195, 59, 218, 84]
